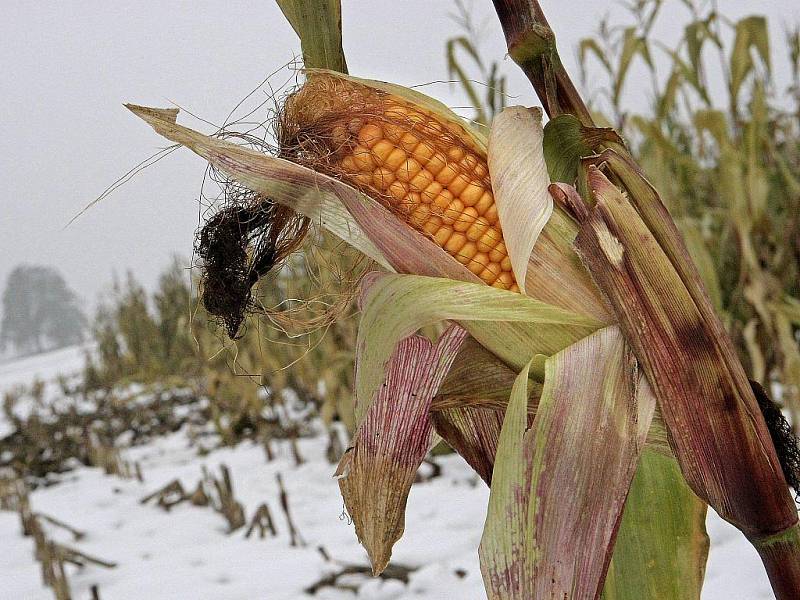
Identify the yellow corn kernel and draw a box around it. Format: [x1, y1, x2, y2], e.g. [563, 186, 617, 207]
[432, 189, 454, 215]
[409, 169, 434, 193]
[455, 241, 478, 264]
[358, 124, 383, 148]
[384, 148, 408, 171]
[372, 167, 395, 189]
[442, 199, 464, 226]
[466, 217, 491, 242]
[453, 206, 478, 233]
[496, 272, 514, 289]
[352, 145, 375, 171]
[448, 173, 472, 197]
[413, 141, 436, 163]
[479, 262, 502, 284]
[447, 146, 465, 162]
[410, 203, 432, 228]
[341, 155, 357, 172]
[388, 180, 409, 203]
[399, 132, 419, 152]
[484, 203, 499, 225]
[352, 172, 372, 187]
[489, 242, 507, 264]
[396, 157, 422, 183]
[421, 181, 443, 203]
[436, 162, 459, 186]
[426, 151, 447, 176]
[444, 232, 468, 254]
[460, 181, 483, 207]
[434, 225, 454, 247]
[475, 191, 493, 216]
[467, 252, 490, 275]
[371, 140, 394, 164]
[422, 215, 443, 236]
[477, 228, 502, 253]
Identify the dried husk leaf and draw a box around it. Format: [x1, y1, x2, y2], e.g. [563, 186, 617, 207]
[354, 272, 603, 423]
[432, 335, 540, 413]
[431, 407, 506, 485]
[126, 104, 391, 269]
[488, 106, 553, 292]
[337, 323, 467, 575]
[479, 326, 654, 599]
[573, 168, 797, 540]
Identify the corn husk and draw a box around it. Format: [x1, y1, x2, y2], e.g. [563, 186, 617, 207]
[336, 323, 467, 574]
[488, 106, 553, 291]
[574, 167, 797, 537]
[479, 326, 654, 599]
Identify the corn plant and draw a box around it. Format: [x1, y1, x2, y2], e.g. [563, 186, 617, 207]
[122, 0, 800, 597]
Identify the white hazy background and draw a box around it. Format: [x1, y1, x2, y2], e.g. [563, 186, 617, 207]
[2, 0, 798, 308]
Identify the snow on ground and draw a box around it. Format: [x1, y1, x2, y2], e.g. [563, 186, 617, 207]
[0, 347, 779, 599]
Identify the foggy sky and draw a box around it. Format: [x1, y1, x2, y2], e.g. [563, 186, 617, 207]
[2, 1, 797, 310]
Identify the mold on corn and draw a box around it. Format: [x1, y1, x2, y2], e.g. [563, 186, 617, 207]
[280, 74, 519, 292]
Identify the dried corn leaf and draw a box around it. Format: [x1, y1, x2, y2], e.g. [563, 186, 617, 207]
[355, 272, 603, 423]
[479, 325, 654, 599]
[276, 0, 347, 73]
[573, 168, 797, 538]
[488, 106, 553, 291]
[337, 323, 467, 575]
[432, 335, 540, 413]
[431, 407, 505, 485]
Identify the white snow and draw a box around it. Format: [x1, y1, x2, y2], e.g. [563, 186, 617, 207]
[0, 347, 780, 599]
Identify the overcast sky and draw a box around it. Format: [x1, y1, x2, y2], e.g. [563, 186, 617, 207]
[2, 1, 798, 310]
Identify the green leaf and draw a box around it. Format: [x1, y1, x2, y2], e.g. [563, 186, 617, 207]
[730, 16, 771, 108]
[602, 450, 709, 600]
[614, 27, 653, 106]
[275, 0, 348, 72]
[543, 114, 623, 183]
[579, 38, 613, 76]
[446, 36, 489, 126]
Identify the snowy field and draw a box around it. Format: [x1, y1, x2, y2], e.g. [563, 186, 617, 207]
[0, 347, 779, 599]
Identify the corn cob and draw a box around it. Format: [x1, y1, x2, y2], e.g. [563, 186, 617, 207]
[280, 75, 519, 292]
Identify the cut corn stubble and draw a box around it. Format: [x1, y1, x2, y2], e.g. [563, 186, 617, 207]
[281, 75, 519, 291]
